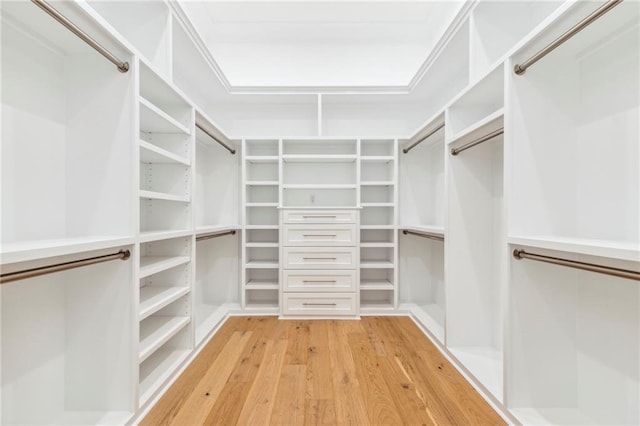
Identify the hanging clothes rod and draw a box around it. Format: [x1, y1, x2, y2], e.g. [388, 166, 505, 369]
[196, 123, 236, 155]
[450, 128, 503, 156]
[1, 249, 131, 284]
[513, 249, 640, 281]
[31, 0, 130, 73]
[196, 230, 237, 242]
[514, 0, 623, 75]
[402, 229, 444, 242]
[403, 123, 445, 154]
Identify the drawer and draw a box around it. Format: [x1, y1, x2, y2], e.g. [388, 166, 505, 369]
[283, 224, 356, 247]
[283, 210, 356, 224]
[282, 293, 357, 316]
[283, 247, 356, 270]
[283, 270, 357, 292]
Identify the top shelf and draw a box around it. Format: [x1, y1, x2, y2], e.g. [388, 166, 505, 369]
[508, 235, 640, 263]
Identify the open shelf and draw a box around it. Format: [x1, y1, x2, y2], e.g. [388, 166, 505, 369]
[139, 190, 189, 203]
[140, 140, 190, 166]
[245, 261, 279, 269]
[508, 235, 640, 263]
[245, 156, 279, 163]
[283, 154, 356, 163]
[245, 280, 279, 290]
[139, 315, 190, 363]
[360, 280, 394, 290]
[139, 286, 190, 321]
[139, 97, 190, 135]
[139, 346, 190, 405]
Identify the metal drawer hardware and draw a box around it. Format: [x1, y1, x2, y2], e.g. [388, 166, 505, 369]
[302, 302, 338, 306]
[513, 249, 640, 281]
[302, 215, 337, 218]
[514, 0, 623, 75]
[303, 234, 337, 237]
[302, 280, 338, 283]
[303, 257, 338, 260]
[31, 0, 130, 72]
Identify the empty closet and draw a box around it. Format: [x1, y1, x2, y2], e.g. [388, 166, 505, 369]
[1, 0, 638, 424]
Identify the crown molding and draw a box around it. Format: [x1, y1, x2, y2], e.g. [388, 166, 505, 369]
[168, 0, 476, 96]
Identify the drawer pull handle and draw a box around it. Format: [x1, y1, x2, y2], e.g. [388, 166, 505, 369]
[302, 234, 337, 237]
[303, 280, 337, 283]
[302, 215, 337, 218]
[302, 302, 337, 306]
[303, 257, 337, 260]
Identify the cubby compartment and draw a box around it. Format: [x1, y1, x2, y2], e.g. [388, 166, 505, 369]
[87, 1, 171, 76]
[139, 237, 191, 279]
[469, 1, 563, 81]
[139, 263, 190, 321]
[361, 185, 394, 204]
[283, 161, 356, 185]
[508, 1, 639, 257]
[361, 229, 394, 246]
[138, 326, 190, 406]
[245, 289, 279, 310]
[400, 118, 445, 229]
[283, 139, 357, 156]
[139, 294, 191, 363]
[446, 132, 504, 401]
[139, 162, 190, 200]
[139, 198, 191, 235]
[246, 185, 279, 204]
[360, 289, 394, 310]
[246, 247, 279, 268]
[1, 5, 134, 249]
[447, 65, 504, 139]
[360, 247, 394, 269]
[361, 161, 394, 182]
[1, 247, 134, 424]
[245, 140, 279, 157]
[508, 249, 639, 425]
[247, 161, 279, 182]
[283, 188, 357, 208]
[360, 268, 394, 290]
[195, 122, 240, 229]
[246, 268, 279, 289]
[361, 206, 394, 226]
[361, 139, 395, 157]
[399, 232, 445, 343]
[246, 229, 279, 245]
[246, 207, 279, 226]
[195, 232, 239, 345]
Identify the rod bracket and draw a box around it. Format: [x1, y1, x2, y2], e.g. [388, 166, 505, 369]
[513, 249, 524, 259]
[513, 64, 525, 75]
[120, 249, 131, 260]
[118, 62, 130, 73]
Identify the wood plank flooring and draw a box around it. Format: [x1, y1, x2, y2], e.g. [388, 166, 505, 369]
[142, 316, 505, 425]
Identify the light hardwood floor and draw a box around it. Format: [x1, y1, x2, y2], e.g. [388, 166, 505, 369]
[142, 316, 505, 425]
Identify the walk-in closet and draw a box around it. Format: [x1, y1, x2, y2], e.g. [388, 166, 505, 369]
[1, 0, 638, 424]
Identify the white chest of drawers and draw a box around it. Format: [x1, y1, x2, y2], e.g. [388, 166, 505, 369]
[280, 209, 359, 317]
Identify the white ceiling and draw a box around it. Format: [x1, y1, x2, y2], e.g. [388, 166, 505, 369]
[180, 1, 465, 88]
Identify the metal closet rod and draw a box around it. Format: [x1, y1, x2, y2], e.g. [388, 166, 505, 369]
[450, 128, 503, 156]
[196, 123, 236, 155]
[31, 0, 129, 73]
[402, 229, 444, 242]
[403, 122, 445, 154]
[514, 0, 623, 75]
[0, 249, 131, 284]
[513, 249, 640, 281]
[196, 230, 237, 242]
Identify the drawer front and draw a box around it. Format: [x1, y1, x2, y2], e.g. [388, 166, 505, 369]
[283, 247, 357, 270]
[282, 293, 357, 316]
[283, 270, 357, 292]
[283, 224, 356, 247]
[283, 210, 356, 224]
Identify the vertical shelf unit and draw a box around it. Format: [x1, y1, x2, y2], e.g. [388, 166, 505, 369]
[399, 113, 446, 342]
[445, 65, 505, 402]
[359, 139, 398, 311]
[242, 140, 281, 311]
[506, 1, 640, 424]
[136, 61, 194, 406]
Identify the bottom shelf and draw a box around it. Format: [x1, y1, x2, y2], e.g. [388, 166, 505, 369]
[360, 288, 395, 312]
[139, 347, 191, 406]
[245, 288, 279, 312]
[510, 408, 599, 426]
[449, 347, 503, 401]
